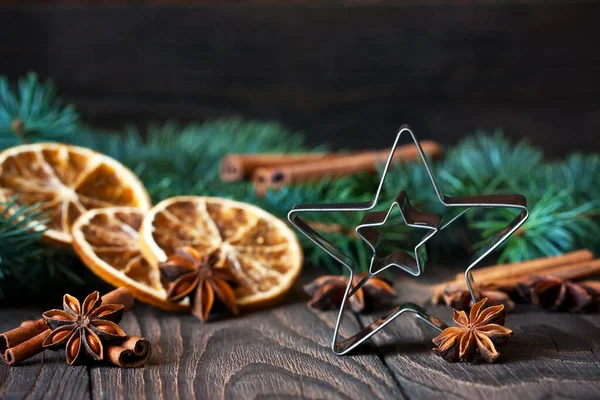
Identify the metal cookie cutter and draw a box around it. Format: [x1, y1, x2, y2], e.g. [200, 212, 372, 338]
[288, 125, 529, 355]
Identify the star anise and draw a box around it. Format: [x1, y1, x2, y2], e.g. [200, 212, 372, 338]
[517, 275, 600, 312]
[42, 291, 127, 365]
[159, 246, 239, 322]
[432, 298, 512, 363]
[441, 287, 515, 312]
[304, 274, 397, 313]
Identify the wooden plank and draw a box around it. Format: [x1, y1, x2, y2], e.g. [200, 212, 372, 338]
[0, 309, 90, 400]
[3, 271, 600, 398]
[356, 271, 600, 399]
[0, 284, 403, 398]
[89, 300, 404, 399]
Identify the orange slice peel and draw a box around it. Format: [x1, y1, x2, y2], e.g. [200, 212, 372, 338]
[0, 143, 151, 246]
[72, 207, 188, 311]
[139, 196, 303, 309]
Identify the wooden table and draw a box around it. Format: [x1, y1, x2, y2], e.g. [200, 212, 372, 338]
[2, 267, 600, 400]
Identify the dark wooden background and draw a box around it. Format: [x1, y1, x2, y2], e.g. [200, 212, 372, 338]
[1, 1, 600, 155]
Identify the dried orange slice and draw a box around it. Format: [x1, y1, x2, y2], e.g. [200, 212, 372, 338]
[0, 143, 151, 245]
[139, 196, 303, 309]
[72, 207, 187, 311]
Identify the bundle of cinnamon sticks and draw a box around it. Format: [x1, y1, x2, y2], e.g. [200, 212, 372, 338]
[432, 250, 600, 312]
[0, 288, 151, 367]
[220, 141, 442, 196]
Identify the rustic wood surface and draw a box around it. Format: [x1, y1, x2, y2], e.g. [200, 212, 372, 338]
[2, 267, 600, 400]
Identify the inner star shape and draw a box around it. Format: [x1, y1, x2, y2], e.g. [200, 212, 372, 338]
[356, 190, 441, 277]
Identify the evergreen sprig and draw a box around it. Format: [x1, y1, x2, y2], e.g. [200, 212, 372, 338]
[439, 131, 544, 195]
[470, 187, 600, 263]
[0, 73, 598, 294]
[0, 197, 87, 300]
[0, 73, 79, 147]
[0, 198, 48, 287]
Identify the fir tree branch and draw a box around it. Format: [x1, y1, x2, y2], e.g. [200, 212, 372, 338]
[440, 130, 543, 195]
[0, 197, 88, 301]
[0, 198, 47, 298]
[470, 187, 600, 263]
[0, 73, 79, 148]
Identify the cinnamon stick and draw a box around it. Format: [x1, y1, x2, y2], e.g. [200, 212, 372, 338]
[432, 250, 595, 301]
[1, 287, 135, 366]
[3, 329, 51, 366]
[101, 287, 135, 312]
[534, 259, 600, 281]
[485, 259, 600, 291]
[452, 250, 593, 283]
[220, 153, 346, 182]
[433, 256, 600, 311]
[0, 319, 48, 357]
[106, 336, 151, 368]
[580, 281, 600, 297]
[252, 140, 442, 195]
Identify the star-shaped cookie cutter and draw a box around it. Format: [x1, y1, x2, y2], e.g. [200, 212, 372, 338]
[288, 125, 529, 355]
[288, 126, 448, 354]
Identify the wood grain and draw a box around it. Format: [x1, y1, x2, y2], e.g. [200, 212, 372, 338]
[356, 274, 600, 399]
[1, 285, 403, 399]
[2, 267, 600, 398]
[89, 299, 403, 399]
